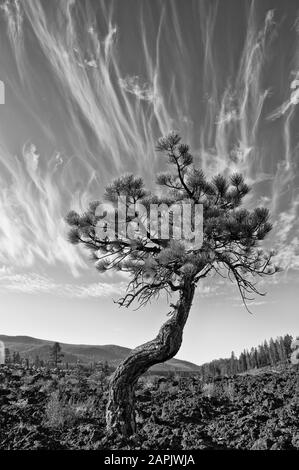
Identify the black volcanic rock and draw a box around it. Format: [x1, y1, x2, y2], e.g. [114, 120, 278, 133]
[0, 363, 298, 450]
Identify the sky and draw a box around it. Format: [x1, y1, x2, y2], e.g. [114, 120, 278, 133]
[0, 0, 298, 365]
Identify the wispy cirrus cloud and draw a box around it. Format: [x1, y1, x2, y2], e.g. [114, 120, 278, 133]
[0, 0, 299, 289]
[0, 272, 125, 299]
[231, 299, 276, 308]
[0, 143, 88, 276]
[272, 196, 299, 271]
[119, 76, 156, 102]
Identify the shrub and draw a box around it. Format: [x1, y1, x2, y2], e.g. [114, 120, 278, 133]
[44, 391, 67, 428]
[222, 382, 235, 401]
[44, 390, 99, 429]
[202, 382, 216, 398]
[202, 380, 235, 401]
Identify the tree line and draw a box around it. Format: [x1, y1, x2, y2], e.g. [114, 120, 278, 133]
[199, 334, 295, 380]
[4, 342, 64, 368]
[3, 342, 112, 373]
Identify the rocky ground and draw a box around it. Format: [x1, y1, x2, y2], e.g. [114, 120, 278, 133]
[0, 364, 298, 450]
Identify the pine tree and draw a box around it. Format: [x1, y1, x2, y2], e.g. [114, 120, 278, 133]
[66, 132, 280, 437]
[253, 347, 259, 368]
[245, 350, 251, 370]
[49, 342, 64, 368]
[13, 351, 21, 364]
[250, 347, 257, 368]
[4, 348, 11, 364]
[283, 334, 293, 358]
[269, 338, 279, 365]
[263, 341, 271, 366]
[230, 351, 237, 375]
[276, 337, 287, 362]
[240, 352, 246, 372]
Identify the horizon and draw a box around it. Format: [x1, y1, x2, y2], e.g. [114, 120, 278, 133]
[0, 0, 298, 366]
[0, 327, 297, 366]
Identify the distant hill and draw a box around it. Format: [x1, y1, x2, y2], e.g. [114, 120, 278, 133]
[0, 334, 200, 373]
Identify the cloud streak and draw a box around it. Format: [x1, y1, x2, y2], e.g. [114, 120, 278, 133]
[0, 271, 125, 298]
[0, 0, 298, 287]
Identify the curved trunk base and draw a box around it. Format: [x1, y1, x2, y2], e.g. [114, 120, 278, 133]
[106, 382, 136, 436]
[106, 281, 195, 437]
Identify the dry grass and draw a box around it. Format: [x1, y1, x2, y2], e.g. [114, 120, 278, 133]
[44, 391, 97, 429]
[202, 381, 235, 400]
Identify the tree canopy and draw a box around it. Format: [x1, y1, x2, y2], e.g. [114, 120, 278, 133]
[66, 132, 280, 312]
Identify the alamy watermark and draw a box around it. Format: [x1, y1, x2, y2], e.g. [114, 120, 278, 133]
[94, 196, 203, 249]
[291, 339, 299, 365]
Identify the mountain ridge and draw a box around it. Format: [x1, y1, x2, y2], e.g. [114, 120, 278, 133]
[0, 334, 200, 373]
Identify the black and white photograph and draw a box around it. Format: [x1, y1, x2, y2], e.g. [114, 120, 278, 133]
[0, 0, 298, 457]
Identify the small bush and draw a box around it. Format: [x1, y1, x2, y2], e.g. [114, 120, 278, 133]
[202, 380, 235, 401]
[137, 376, 156, 391]
[202, 382, 216, 398]
[44, 391, 67, 428]
[222, 382, 235, 401]
[44, 390, 99, 429]
[44, 392, 77, 428]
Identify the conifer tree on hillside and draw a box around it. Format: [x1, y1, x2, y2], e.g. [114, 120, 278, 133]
[4, 348, 11, 364]
[269, 338, 279, 365]
[12, 351, 21, 364]
[66, 133, 280, 437]
[283, 334, 293, 357]
[49, 342, 64, 368]
[230, 351, 237, 374]
[277, 336, 287, 361]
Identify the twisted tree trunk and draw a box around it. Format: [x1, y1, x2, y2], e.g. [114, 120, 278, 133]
[106, 280, 196, 437]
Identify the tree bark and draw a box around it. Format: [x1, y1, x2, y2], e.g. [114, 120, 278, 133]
[106, 279, 196, 437]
